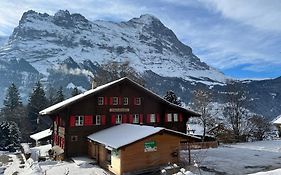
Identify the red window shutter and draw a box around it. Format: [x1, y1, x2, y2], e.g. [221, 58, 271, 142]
[122, 115, 127, 123]
[110, 97, 113, 105]
[84, 115, 93, 126]
[179, 113, 183, 122]
[111, 115, 115, 124]
[146, 114, 150, 123]
[165, 113, 168, 122]
[140, 114, 143, 124]
[70, 116, 75, 127]
[104, 97, 107, 105]
[61, 138, 64, 149]
[102, 115, 106, 125]
[156, 114, 160, 123]
[129, 115, 133, 123]
[119, 97, 122, 105]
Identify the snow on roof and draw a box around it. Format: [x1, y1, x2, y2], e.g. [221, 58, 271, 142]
[273, 114, 281, 124]
[88, 124, 163, 149]
[88, 124, 199, 149]
[30, 129, 52, 141]
[39, 77, 200, 116]
[39, 78, 126, 115]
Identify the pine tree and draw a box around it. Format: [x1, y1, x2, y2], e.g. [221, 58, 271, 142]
[47, 86, 56, 106]
[0, 121, 21, 151]
[28, 81, 48, 132]
[163, 90, 181, 106]
[71, 87, 80, 97]
[54, 86, 64, 104]
[1, 83, 25, 125]
[3, 83, 22, 111]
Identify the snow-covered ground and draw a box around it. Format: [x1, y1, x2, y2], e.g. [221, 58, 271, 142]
[1, 140, 281, 175]
[182, 140, 281, 175]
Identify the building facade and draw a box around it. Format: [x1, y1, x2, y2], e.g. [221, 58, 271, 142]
[39, 77, 199, 157]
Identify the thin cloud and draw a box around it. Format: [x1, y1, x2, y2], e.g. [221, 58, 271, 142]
[201, 0, 281, 32]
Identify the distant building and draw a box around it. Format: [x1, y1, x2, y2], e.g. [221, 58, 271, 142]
[39, 77, 200, 158]
[272, 114, 281, 137]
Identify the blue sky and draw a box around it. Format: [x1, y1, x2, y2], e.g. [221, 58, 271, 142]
[0, 0, 280, 79]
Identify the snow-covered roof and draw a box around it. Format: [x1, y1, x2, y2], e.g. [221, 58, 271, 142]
[30, 129, 52, 141]
[88, 124, 163, 149]
[273, 114, 281, 124]
[88, 124, 197, 149]
[39, 78, 126, 115]
[39, 77, 200, 116]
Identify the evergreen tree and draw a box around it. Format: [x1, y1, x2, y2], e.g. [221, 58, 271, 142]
[54, 86, 64, 104]
[71, 87, 80, 97]
[3, 83, 22, 111]
[28, 81, 48, 132]
[163, 90, 182, 106]
[1, 83, 25, 125]
[47, 86, 56, 106]
[0, 121, 21, 152]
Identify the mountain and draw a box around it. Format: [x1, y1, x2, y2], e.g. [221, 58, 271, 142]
[1, 10, 227, 84]
[0, 10, 280, 119]
[0, 36, 8, 47]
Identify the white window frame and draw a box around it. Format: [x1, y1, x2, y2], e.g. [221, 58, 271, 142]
[135, 98, 141, 105]
[123, 97, 129, 105]
[116, 114, 122, 124]
[173, 113, 178, 122]
[113, 97, 119, 105]
[96, 115, 101, 125]
[75, 115, 84, 126]
[150, 114, 156, 123]
[167, 113, 172, 122]
[133, 114, 139, 123]
[98, 97, 104, 105]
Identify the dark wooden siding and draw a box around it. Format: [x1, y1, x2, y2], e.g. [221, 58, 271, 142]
[49, 80, 194, 157]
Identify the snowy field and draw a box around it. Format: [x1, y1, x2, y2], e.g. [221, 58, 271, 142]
[183, 140, 281, 175]
[1, 140, 281, 174]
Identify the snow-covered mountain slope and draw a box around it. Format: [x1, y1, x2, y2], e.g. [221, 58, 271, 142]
[0, 10, 228, 84]
[0, 36, 8, 47]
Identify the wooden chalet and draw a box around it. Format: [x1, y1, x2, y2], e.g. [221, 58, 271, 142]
[39, 77, 200, 158]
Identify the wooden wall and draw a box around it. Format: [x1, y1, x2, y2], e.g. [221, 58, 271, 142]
[50, 79, 195, 157]
[120, 132, 184, 174]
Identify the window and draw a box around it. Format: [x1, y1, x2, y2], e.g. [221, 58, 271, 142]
[71, 136, 78, 142]
[167, 113, 172, 122]
[75, 116, 84, 126]
[96, 115, 101, 125]
[98, 97, 104, 105]
[116, 114, 122, 124]
[135, 98, 141, 105]
[123, 97, 129, 105]
[150, 114, 156, 123]
[113, 97, 119, 105]
[173, 113, 178, 122]
[133, 114, 139, 123]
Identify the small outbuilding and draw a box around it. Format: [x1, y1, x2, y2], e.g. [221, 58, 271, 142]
[273, 114, 281, 137]
[30, 129, 52, 146]
[87, 124, 200, 175]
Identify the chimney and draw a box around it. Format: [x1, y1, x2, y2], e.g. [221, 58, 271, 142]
[92, 80, 97, 89]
